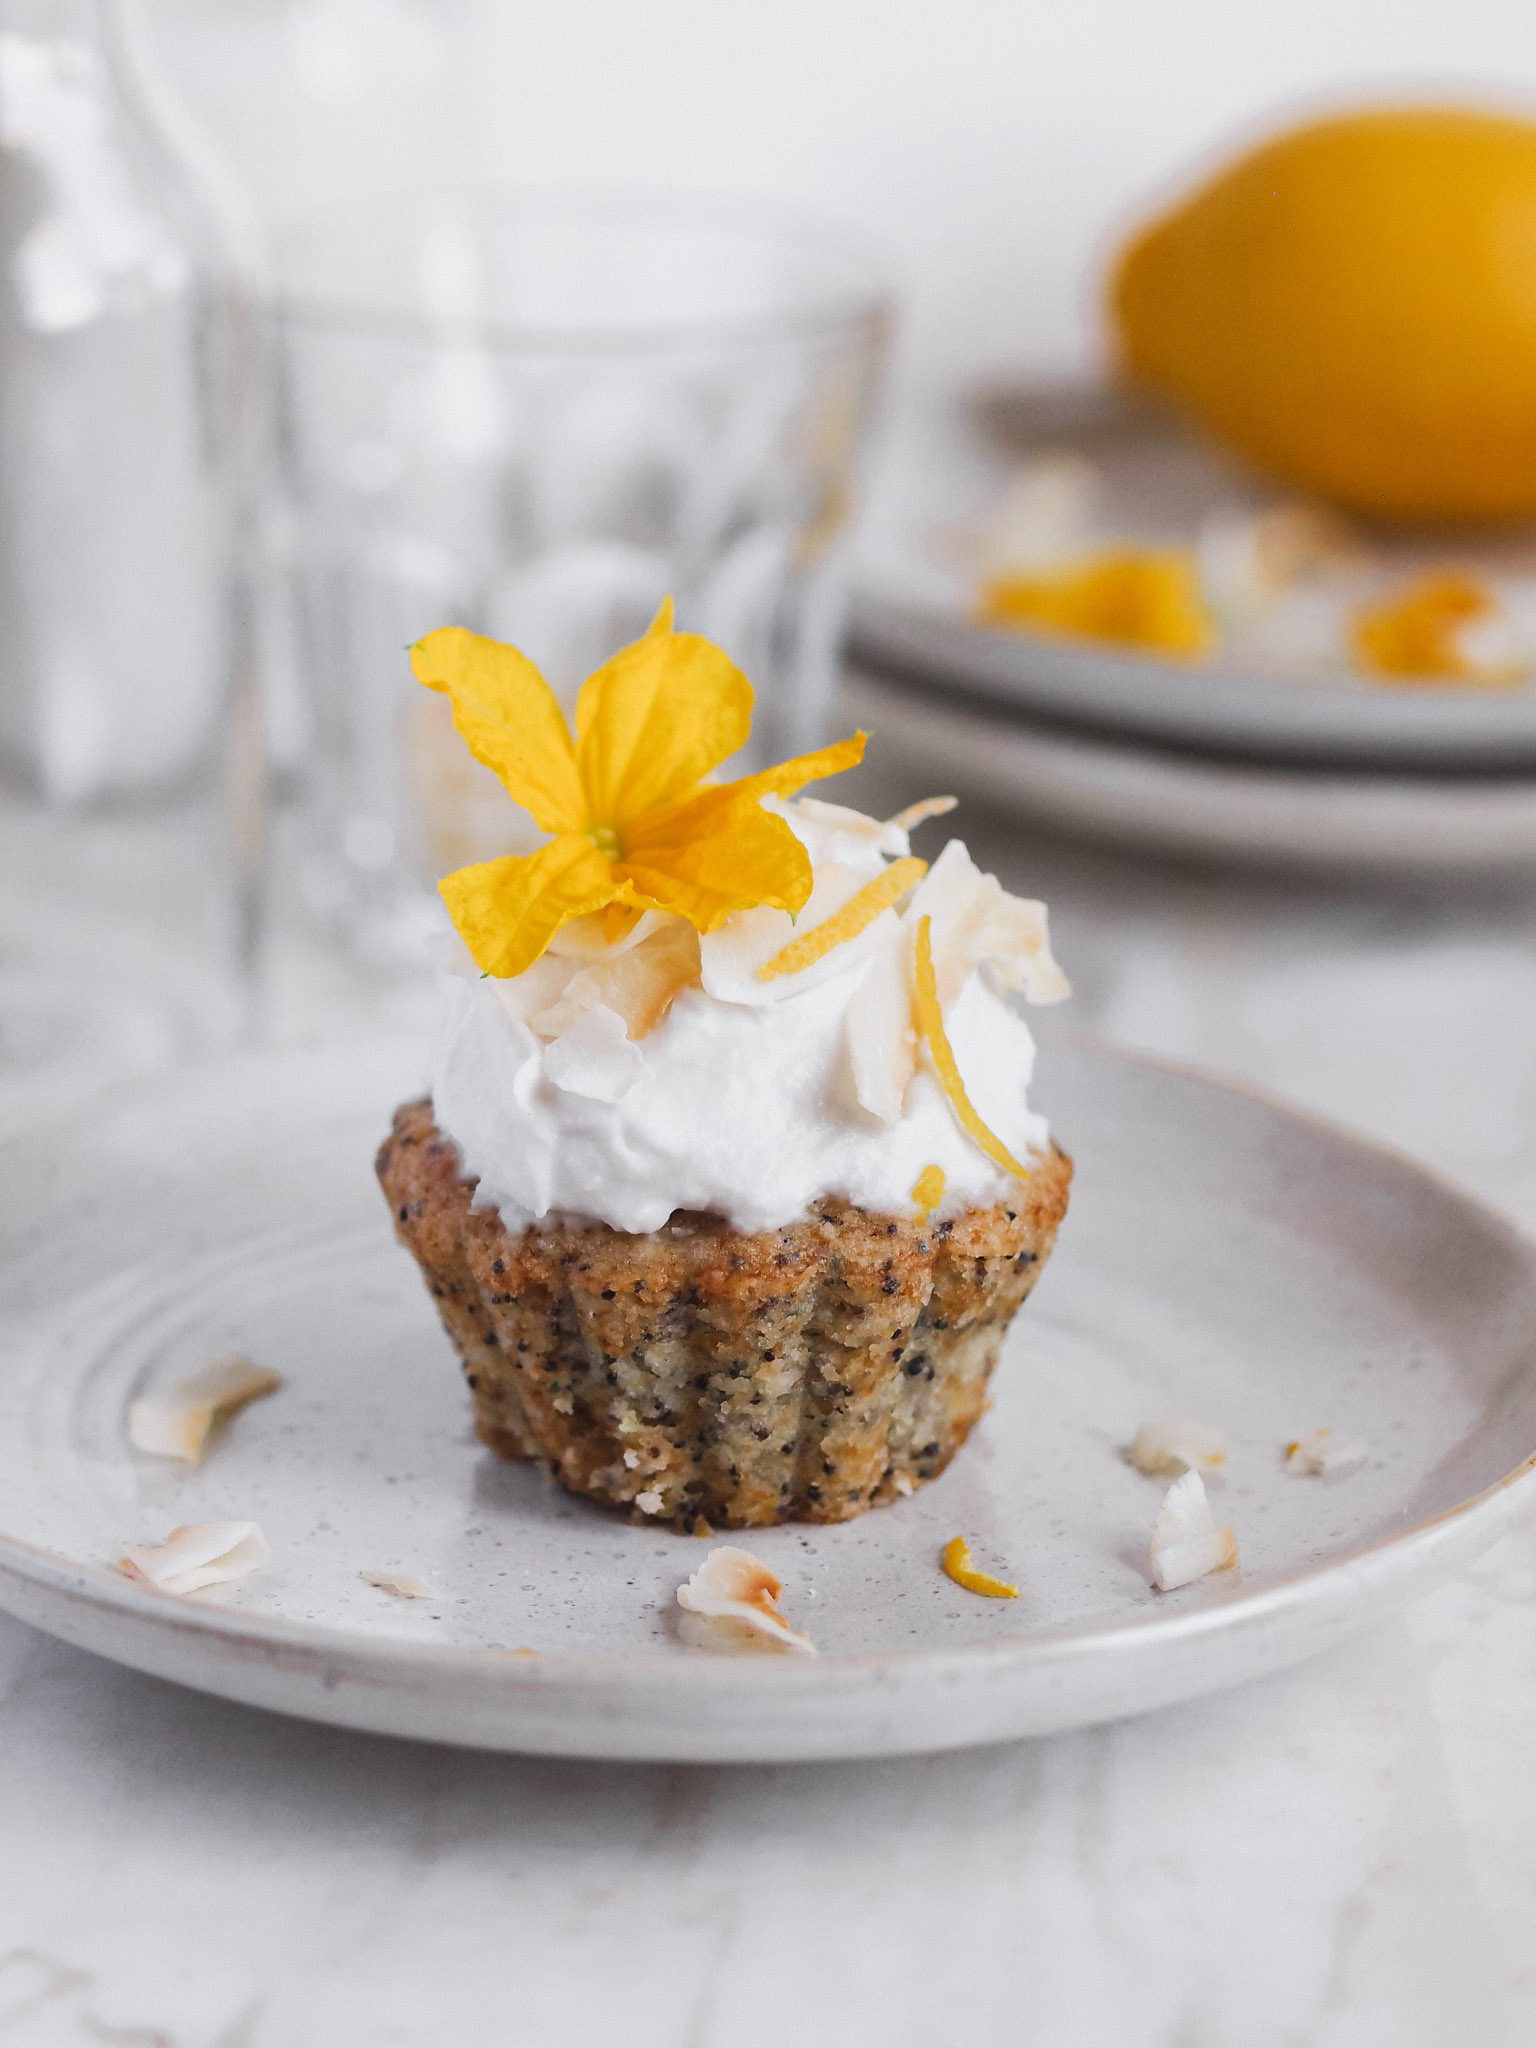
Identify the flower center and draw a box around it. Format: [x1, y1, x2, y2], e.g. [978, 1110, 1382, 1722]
[586, 821, 622, 862]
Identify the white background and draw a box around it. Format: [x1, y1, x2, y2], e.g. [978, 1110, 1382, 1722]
[148, 0, 1536, 396]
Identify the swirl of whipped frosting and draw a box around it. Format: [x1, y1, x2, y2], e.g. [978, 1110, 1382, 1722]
[429, 797, 1069, 1235]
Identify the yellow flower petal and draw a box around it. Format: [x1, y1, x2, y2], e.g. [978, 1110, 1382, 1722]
[613, 730, 869, 937]
[411, 628, 584, 833]
[913, 915, 1032, 1181]
[942, 1535, 1018, 1598]
[730, 730, 868, 806]
[618, 797, 812, 933]
[575, 615, 753, 829]
[440, 834, 624, 979]
[759, 856, 927, 981]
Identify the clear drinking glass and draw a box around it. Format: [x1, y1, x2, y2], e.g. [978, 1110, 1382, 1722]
[0, 0, 251, 804]
[270, 192, 893, 965]
[0, 0, 262, 1130]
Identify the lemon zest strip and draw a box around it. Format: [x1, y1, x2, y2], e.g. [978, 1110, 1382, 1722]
[758, 857, 927, 982]
[911, 1164, 946, 1215]
[913, 915, 1031, 1179]
[943, 1535, 1018, 1599]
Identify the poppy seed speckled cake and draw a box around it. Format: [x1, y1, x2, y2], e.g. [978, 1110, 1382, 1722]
[378, 602, 1072, 1527]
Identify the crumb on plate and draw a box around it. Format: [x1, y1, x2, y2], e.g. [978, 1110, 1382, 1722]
[1284, 1428, 1366, 1477]
[1127, 1419, 1227, 1477]
[362, 1570, 436, 1600]
[942, 1534, 1019, 1599]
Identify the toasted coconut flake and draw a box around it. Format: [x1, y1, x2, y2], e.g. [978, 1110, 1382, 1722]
[845, 841, 1070, 1124]
[676, 1544, 816, 1655]
[759, 857, 926, 981]
[1149, 1471, 1238, 1592]
[911, 1163, 946, 1216]
[542, 1003, 644, 1102]
[968, 894, 1071, 1007]
[127, 1355, 281, 1463]
[942, 1535, 1019, 1599]
[117, 1521, 270, 1596]
[843, 914, 916, 1126]
[971, 456, 1098, 579]
[1128, 1420, 1227, 1477]
[1200, 502, 1368, 624]
[488, 948, 583, 1028]
[785, 794, 895, 855]
[1284, 1428, 1366, 1477]
[888, 795, 958, 835]
[547, 907, 668, 961]
[532, 917, 701, 1041]
[362, 1570, 436, 1600]
[905, 841, 1070, 1010]
[915, 916, 1030, 1180]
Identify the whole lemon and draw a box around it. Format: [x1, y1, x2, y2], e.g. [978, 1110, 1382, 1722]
[1112, 108, 1536, 524]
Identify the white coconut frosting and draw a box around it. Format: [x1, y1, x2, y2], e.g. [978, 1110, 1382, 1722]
[428, 797, 1068, 1235]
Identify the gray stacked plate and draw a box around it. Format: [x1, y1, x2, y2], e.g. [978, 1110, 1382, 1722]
[845, 386, 1536, 875]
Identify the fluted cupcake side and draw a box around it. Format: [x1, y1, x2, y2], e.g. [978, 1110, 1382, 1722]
[379, 1099, 1071, 1528]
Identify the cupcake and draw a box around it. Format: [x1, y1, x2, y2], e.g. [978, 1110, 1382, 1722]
[377, 602, 1072, 1527]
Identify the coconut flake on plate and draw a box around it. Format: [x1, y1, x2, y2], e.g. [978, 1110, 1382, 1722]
[675, 1545, 816, 1655]
[1284, 1428, 1366, 1477]
[1148, 1471, 1238, 1593]
[362, 1569, 437, 1600]
[126, 1354, 281, 1463]
[1127, 1419, 1227, 1477]
[117, 1521, 270, 1596]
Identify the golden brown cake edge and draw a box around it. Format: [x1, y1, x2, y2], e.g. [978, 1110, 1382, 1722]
[378, 1099, 1072, 1528]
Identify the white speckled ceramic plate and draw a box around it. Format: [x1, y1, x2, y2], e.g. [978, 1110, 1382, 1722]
[1, 1036, 1534, 1761]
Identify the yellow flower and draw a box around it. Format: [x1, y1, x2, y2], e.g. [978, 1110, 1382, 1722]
[410, 600, 867, 978]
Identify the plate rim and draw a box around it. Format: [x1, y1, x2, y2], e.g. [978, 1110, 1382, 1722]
[840, 667, 1536, 876]
[849, 589, 1536, 771]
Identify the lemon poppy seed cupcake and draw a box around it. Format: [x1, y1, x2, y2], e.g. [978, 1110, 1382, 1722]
[379, 604, 1072, 1527]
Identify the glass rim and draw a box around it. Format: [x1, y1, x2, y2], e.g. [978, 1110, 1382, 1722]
[269, 186, 896, 357]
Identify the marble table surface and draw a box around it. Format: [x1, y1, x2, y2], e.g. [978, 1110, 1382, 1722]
[2, 779, 1534, 2047]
